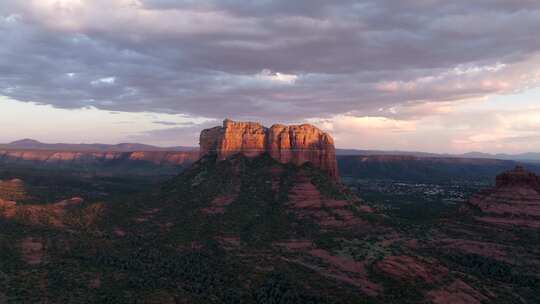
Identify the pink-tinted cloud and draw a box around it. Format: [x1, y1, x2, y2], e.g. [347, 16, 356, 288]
[1, 0, 540, 121]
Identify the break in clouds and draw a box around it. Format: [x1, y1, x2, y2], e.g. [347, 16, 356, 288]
[1, 0, 540, 122]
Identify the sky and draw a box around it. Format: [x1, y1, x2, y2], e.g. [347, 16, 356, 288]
[1, 0, 540, 153]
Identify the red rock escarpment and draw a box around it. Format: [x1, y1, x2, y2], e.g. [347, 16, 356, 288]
[465, 166, 540, 227]
[0, 150, 198, 166]
[200, 119, 339, 180]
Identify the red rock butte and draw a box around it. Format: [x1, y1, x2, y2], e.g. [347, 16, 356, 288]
[200, 119, 339, 180]
[466, 166, 540, 228]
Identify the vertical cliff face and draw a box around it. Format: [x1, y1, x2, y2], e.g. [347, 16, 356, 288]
[200, 119, 339, 180]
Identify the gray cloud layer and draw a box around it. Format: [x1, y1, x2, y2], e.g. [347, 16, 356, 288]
[1, 0, 540, 121]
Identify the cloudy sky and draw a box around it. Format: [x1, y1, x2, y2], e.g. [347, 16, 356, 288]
[1, 0, 540, 153]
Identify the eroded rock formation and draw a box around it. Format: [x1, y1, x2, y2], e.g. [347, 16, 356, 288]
[200, 119, 339, 180]
[465, 166, 540, 228]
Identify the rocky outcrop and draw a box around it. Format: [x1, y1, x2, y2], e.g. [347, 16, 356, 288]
[286, 171, 367, 228]
[465, 166, 540, 228]
[200, 119, 339, 180]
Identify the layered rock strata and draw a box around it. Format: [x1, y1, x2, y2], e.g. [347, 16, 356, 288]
[200, 119, 339, 180]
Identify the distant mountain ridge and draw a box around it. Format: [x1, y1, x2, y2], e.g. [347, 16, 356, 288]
[336, 149, 540, 162]
[460, 151, 540, 162]
[335, 149, 441, 158]
[1, 139, 197, 152]
[337, 154, 540, 183]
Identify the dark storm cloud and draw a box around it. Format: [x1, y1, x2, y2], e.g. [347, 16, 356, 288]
[1, 0, 540, 121]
